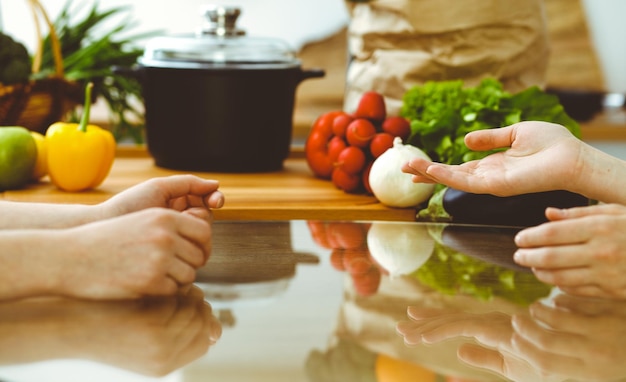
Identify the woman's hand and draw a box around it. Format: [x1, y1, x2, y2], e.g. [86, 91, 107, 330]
[52, 207, 214, 299]
[402, 121, 585, 196]
[514, 204, 626, 299]
[100, 175, 225, 219]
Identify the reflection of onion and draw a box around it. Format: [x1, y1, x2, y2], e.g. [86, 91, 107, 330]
[367, 222, 435, 276]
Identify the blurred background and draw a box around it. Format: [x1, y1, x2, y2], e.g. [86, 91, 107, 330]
[1, 0, 620, 154]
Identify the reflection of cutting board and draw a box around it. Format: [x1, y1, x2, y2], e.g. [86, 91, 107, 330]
[197, 221, 319, 283]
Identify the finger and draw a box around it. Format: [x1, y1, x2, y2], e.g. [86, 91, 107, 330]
[156, 175, 220, 201]
[183, 207, 211, 222]
[206, 190, 225, 209]
[515, 219, 592, 248]
[457, 343, 507, 376]
[176, 234, 208, 269]
[406, 306, 457, 319]
[511, 313, 586, 359]
[558, 284, 625, 300]
[175, 214, 212, 249]
[526, 300, 582, 332]
[531, 266, 594, 288]
[396, 322, 425, 345]
[545, 204, 624, 222]
[510, 330, 585, 377]
[514, 245, 591, 269]
[464, 125, 515, 151]
[167, 257, 198, 285]
[402, 158, 435, 178]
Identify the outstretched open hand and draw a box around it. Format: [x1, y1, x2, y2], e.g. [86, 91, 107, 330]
[401, 121, 584, 197]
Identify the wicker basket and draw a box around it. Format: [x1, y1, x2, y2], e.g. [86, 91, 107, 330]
[0, 0, 83, 134]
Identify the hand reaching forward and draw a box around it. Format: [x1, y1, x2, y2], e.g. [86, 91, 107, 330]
[402, 121, 586, 197]
[101, 174, 225, 218]
[403, 121, 626, 204]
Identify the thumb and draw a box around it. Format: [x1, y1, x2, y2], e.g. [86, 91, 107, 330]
[464, 125, 516, 151]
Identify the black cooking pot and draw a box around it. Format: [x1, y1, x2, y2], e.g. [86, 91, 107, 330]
[115, 6, 325, 172]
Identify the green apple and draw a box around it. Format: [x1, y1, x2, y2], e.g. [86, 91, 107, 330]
[0, 126, 37, 191]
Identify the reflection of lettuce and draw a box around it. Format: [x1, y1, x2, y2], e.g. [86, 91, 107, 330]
[412, 230, 552, 305]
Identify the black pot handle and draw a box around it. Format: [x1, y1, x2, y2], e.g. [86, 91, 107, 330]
[298, 68, 325, 83]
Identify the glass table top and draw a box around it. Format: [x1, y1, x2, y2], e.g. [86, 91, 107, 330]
[0, 220, 623, 382]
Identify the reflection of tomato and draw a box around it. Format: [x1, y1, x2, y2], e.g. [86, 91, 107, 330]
[307, 221, 333, 249]
[330, 249, 346, 271]
[306, 220, 382, 296]
[352, 267, 381, 296]
[327, 222, 366, 249]
[342, 248, 371, 275]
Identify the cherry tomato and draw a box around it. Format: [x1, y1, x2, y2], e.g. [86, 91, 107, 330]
[382, 116, 411, 141]
[305, 130, 334, 179]
[327, 136, 347, 161]
[336, 146, 366, 175]
[369, 132, 395, 158]
[332, 167, 362, 193]
[311, 111, 342, 136]
[354, 91, 386, 124]
[332, 113, 354, 138]
[346, 118, 377, 148]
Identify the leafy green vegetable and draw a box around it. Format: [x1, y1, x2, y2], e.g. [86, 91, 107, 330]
[0, 32, 31, 84]
[401, 78, 581, 165]
[36, 0, 161, 143]
[412, 225, 552, 305]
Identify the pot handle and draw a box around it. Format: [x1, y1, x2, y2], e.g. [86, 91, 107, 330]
[298, 68, 326, 83]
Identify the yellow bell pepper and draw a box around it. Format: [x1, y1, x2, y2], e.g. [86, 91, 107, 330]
[46, 82, 116, 192]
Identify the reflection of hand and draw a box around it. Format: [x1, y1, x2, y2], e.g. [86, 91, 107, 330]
[514, 204, 626, 299]
[0, 286, 221, 377]
[398, 294, 626, 382]
[396, 306, 561, 382]
[509, 292, 626, 381]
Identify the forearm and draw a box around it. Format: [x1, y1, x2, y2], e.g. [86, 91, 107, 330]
[0, 229, 74, 300]
[0, 201, 103, 229]
[574, 144, 626, 204]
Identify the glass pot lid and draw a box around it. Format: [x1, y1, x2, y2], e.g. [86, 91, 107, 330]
[139, 5, 298, 69]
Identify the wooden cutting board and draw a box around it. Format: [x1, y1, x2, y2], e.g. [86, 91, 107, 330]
[1, 148, 417, 222]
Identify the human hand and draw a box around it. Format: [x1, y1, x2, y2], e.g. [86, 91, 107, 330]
[396, 306, 549, 382]
[54, 207, 213, 299]
[0, 286, 221, 376]
[101, 174, 225, 220]
[514, 203, 626, 299]
[401, 121, 584, 197]
[508, 292, 626, 381]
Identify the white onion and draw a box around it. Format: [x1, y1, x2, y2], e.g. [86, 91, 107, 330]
[369, 137, 435, 208]
[367, 222, 435, 276]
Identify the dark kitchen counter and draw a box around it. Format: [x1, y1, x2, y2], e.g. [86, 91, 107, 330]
[0, 219, 623, 382]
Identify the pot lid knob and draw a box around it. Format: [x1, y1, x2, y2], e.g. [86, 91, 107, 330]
[199, 5, 245, 37]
